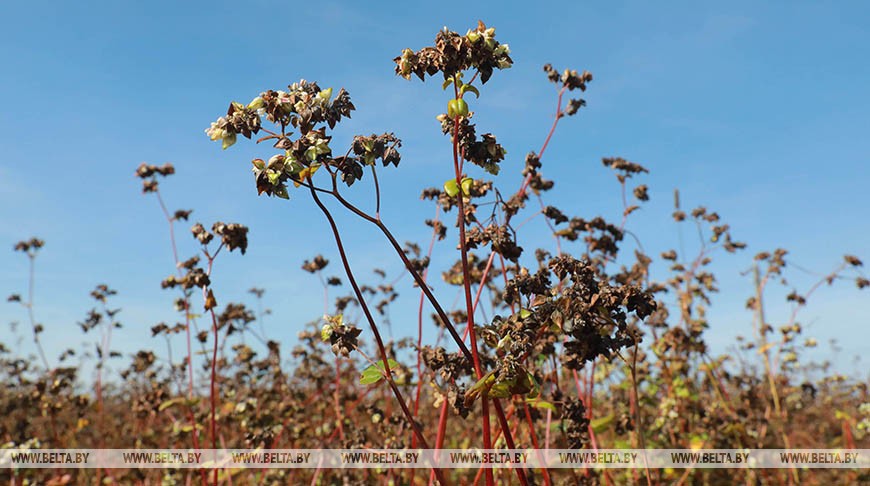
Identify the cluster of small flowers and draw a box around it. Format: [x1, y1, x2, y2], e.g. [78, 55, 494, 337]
[394, 21, 512, 84]
[206, 80, 359, 199]
[320, 314, 362, 357]
[191, 221, 249, 255]
[134, 162, 175, 192]
[13, 237, 45, 254]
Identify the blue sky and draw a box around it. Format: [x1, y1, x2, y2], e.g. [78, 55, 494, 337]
[1, 1, 868, 380]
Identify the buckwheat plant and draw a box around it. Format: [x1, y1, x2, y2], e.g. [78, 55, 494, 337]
[205, 21, 660, 486]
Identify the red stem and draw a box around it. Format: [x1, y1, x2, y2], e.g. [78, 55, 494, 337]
[153, 187, 206, 485]
[524, 403, 552, 486]
[450, 103, 494, 486]
[204, 246, 223, 486]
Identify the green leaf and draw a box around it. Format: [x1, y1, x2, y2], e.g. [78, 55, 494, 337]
[443, 179, 460, 197]
[158, 398, 184, 412]
[525, 399, 557, 412]
[375, 358, 400, 371]
[221, 132, 237, 150]
[482, 162, 500, 176]
[273, 185, 289, 200]
[591, 413, 615, 434]
[465, 370, 497, 405]
[489, 380, 513, 398]
[613, 439, 631, 450]
[526, 372, 540, 398]
[359, 359, 400, 385]
[460, 84, 480, 98]
[359, 366, 383, 385]
[442, 77, 454, 91]
[305, 145, 318, 161]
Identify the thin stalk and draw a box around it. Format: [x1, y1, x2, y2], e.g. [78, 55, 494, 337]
[153, 188, 205, 485]
[414, 207, 441, 433]
[208, 307, 219, 486]
[450, 103, 494, 486]
[491, 399, 529, 486]
[19, 249, 59, 448]
[325, 179, 473, 363]
[753, 265, 798, 483]
[627, 346, 653, 486]
[429, 399, 450, 486]
[523, 403, 552, 486]
[305, 178, 448, 486]
[335, 358, 344, 441]
[204, 243, 223, 486]
[25, 254, 50, 370]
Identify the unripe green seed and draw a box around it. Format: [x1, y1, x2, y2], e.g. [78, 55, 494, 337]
[460, 177, 473, 196]
[447, 98, 469, 118]
[321, 324, 333, 342]
[247, 97, 265, 110]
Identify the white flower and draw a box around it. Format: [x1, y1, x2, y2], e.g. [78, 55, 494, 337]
[205, 117, 227, 141]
